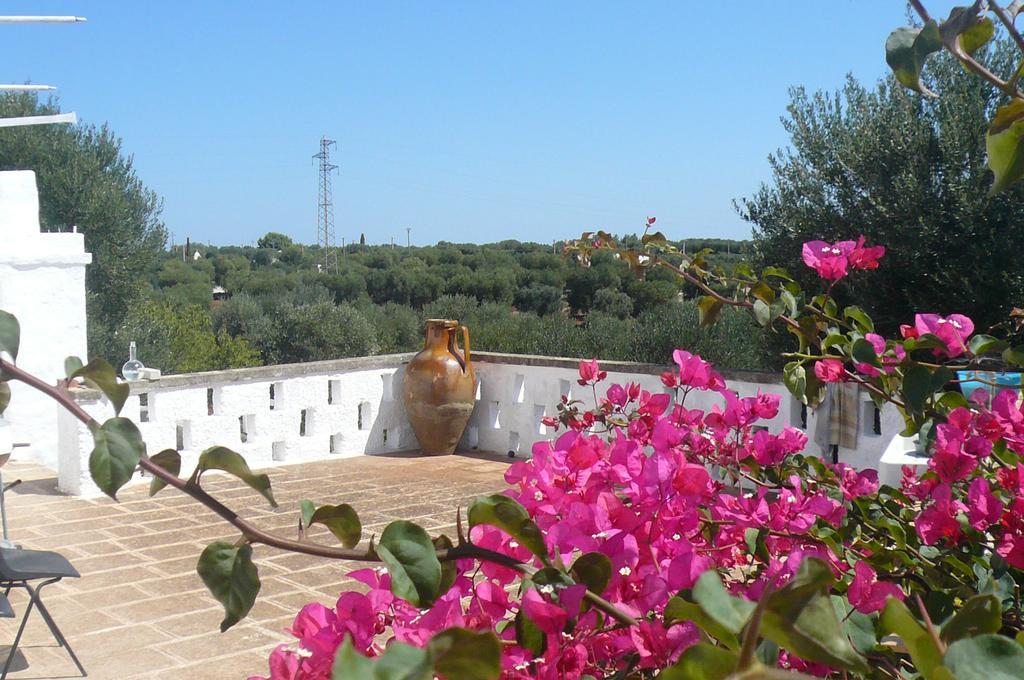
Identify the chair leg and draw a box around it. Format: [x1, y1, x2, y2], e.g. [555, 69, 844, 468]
[28, 580, 85, 676]
[1, 588, 36, 680]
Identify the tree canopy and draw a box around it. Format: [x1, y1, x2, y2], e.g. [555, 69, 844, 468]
[0, 92, 166, 359]
[740, 40, 1024, 336]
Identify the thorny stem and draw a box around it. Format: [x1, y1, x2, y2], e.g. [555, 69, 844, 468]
[910, 0, 1023, 98]
[992, 0, 1024, 55]
[0, 358, 638, 628]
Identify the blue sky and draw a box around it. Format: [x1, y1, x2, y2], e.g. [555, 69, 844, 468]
[1, 1, 962, 247]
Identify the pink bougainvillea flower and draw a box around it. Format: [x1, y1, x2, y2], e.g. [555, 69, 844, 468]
[916, 484, 966, 545]
[671, 350, 725, 391]
[929, 424, 977, 483]
[848, 561, 904, 614]
[577, 358, 607, 386]
[968, 477, 1003, 531]
[522, 588, 569, 635]
[832, 463, 879, 500]
[914, 313, 974, 358]
[801, 239, 855, 281]
[847, 236, 886, 271]
[814, 358, 846, 383]
[855, 333, 906, 377]
[672, 463, 711, 498]
[606, 383, 628, 408]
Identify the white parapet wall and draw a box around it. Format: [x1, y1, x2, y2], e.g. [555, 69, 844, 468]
[57, 350, 904, 497]
[0, 170, 91, 468]
[466, 353, 903, 471]
[58, 354, 418, 496]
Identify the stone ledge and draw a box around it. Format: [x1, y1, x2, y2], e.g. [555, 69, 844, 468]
[472, 350, 780, 385]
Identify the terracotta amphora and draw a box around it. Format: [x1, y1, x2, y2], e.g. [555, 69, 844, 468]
[403, 319, 476, 455]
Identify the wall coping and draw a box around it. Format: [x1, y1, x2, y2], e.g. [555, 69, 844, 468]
[68, 351, 781, 401]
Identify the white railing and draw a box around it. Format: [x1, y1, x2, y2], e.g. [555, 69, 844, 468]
[56, 352, 905, 496]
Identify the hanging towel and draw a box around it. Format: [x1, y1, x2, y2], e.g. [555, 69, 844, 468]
[813, 383, 860, 452]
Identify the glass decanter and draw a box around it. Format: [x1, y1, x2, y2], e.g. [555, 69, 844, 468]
[122, 341, 145, 381]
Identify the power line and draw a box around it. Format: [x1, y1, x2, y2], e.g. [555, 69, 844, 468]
[313, 136, 339, 273]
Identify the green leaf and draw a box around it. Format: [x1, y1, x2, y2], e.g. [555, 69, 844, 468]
[779, 289, 798, 316]
[89, 417, 145, 500]
[0, 381, 9, 416]
[944, 634, 1024, 680]
[752, 299, 771, 327]
[941, 594, 1002, 644]
[307, 504, 361, 548]
[299, 499, 316, 528]
[1003, 345, 1024, 367]
[332, 637, 376, 678]
[957, 16, 994, 55]
[148, 449, 181, 497]
[570, 552, 611, 598]
[880, 598, 943, 678]
[72, 357, 130, 416]
[332, 637, 431, 680]
[903, 364, 934, 414]
[196, 541, 260, 632]
[433, 535, 457, 596]
[885, 21, 942, 95]
[843, 306, 874, 333]
[762, 266, 793, 281]
[698, 295, 724, 327]
[851, 338, 879, 367]
[514, 607, 545, 655]
[968, 334, 1009, 356]
[0, 311, 20, 362]
[659, 642, 737, 680]
[428, 628, 501, 680]
[987, 99, 1024, 194]
[63, 356, 84, 378]
[783, 362, 807, 404]
[195, 446, 276, 507]
[664, 596, 740, 650]
[759, 558, 868, 673]
[467, 494, 548, 564]
[692, 570, 755, 635]
[376, 520, 442, 607]
[831, 596, 878, 655]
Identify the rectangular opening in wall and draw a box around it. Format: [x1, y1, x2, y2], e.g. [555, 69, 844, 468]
[328, 379, 341, 405]
[139, 393, 150, 423]
[357, 401, 372, 430]
[788, 397, 806, 430]
[490, 401, 501, 429]
[862, 401, 881, 436]
[272, 441, 286, 462]
[381, 373, 394, 402]
[270, 382, 284, 410]
[508, 431, 520, 456]
[533, 404, 547, 435]
[382, 428, 389, 448]
[558, 379, 572, 401]
[175, 421, 192, 451]
[300, 409, 315, 437]
[239, 414, 255, 444]
[330, 433, 343, 454]
[206, 388, 214, 416]
[513, 374, 526, 404]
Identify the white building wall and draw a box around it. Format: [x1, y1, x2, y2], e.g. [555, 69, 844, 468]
[0, 171, 91, 468]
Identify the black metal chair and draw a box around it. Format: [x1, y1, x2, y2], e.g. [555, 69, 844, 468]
[0, 547, 86, 678]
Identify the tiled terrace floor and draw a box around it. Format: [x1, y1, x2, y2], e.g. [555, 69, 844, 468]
[0, 451, 510, 679]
